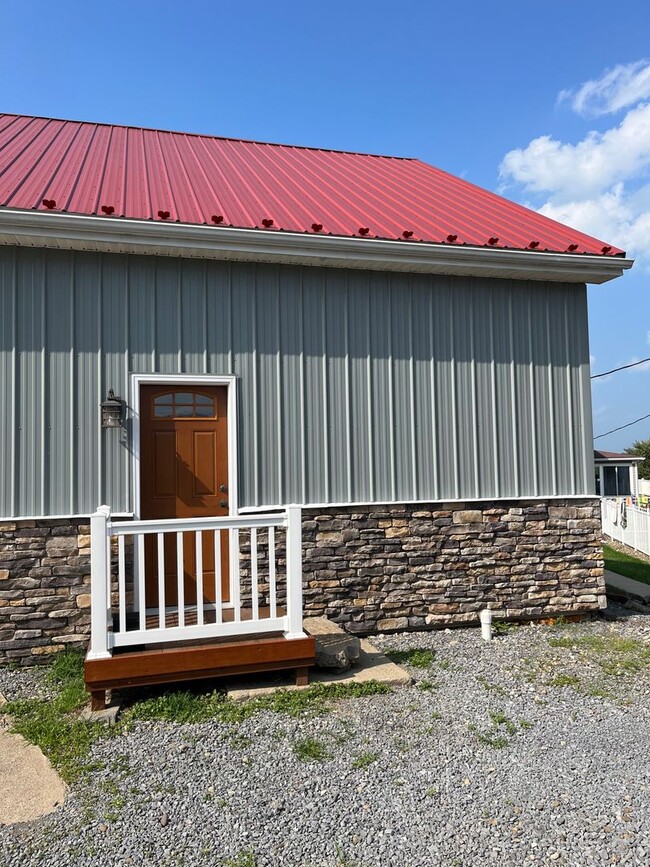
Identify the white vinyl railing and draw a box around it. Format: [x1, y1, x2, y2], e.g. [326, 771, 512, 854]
[601, 498, 650, 557]
[88, 504, 305, 660]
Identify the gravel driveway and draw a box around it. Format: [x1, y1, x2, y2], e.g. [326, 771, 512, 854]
[2, 607, 650, 866]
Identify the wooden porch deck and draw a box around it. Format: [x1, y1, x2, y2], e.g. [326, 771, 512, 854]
[85, 626, 315, 710]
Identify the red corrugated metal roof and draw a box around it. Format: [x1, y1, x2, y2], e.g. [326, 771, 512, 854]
[0, 113, 625, 257]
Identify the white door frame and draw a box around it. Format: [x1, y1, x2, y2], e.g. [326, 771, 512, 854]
[131, 373, 239, 519]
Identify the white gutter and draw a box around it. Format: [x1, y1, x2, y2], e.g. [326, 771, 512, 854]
[0, 208, 634, 284]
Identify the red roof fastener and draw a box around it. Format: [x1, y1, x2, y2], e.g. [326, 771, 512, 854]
[488, 237, 499, 246]
[402, 230, 414, 239]
[311, 222, 323, 232]
[42, 198, 56, 209]
[101, 205, 115, 215]
[358, 227, 370, 235]
[528, 240, 540, 249]
[157, 210, 170, 220]
[211, 214, 224, 224]
[261, 218, 274, 228]
[567, 244, 579, 252]
[601, 245, 612, 254]
[446, 234, 457, 243]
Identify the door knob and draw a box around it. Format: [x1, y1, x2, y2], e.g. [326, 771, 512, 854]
[219, 484, 228, 493]
[220, 500, 228, 509]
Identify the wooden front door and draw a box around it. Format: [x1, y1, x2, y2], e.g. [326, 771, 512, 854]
[140, 384, 230, 608]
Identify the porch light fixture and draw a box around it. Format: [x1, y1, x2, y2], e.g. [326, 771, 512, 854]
[101, 389, 124, 429]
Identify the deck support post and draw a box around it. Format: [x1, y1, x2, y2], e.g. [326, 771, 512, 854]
[284, 504, 306, 639]
[87, 504, 112, 661]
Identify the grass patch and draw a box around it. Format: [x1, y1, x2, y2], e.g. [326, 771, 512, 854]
[416, 679, 437, 691]
[223, 852, 256, 867]
[3, 648, 105, 782]
[123, 680, 391, 726]
[548, 634, 650, 677]
[547, 673, 581, 688]
[385, 648, 434, 668]
[477, 676, 507, 696]
[469, 709, 530, 749]
[352, 751, 378, 769]
[603, 543, 650, 587]
[293, 736, 331, 762]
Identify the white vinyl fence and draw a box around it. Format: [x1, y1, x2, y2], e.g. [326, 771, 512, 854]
[601, 499, 650, 557]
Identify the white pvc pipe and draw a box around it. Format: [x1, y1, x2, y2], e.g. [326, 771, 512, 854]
[479, 608, 493, 642]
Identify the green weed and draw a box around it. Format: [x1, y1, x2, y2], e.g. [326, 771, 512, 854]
[352, 751, 378, 770]
[293, 737, 331, 762]
[385, 648, 434, 668]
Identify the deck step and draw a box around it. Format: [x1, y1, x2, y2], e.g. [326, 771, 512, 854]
[84, 633, 315, 709]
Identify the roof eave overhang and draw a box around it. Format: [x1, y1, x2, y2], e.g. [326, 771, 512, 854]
[0, 209, 634, 284]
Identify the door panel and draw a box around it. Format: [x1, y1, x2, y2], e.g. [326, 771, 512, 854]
[140, 384, 230, 610]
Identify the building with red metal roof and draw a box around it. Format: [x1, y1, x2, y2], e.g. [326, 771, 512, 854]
[0, 112, 633, 689]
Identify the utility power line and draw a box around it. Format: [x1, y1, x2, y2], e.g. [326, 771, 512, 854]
[594, 412, 650, 440]
[591, 356, 650, 379]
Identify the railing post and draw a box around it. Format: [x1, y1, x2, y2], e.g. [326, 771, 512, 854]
[284, 504, 306, 639]
[87, 504, 112, 660]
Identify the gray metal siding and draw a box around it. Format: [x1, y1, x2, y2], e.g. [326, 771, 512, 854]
[0, 247, 595, 517]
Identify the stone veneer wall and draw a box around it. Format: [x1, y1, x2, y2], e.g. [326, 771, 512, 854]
[301, 498, 605, 633]
[0, 519, 91, 665]
[0, 497, 604, 664]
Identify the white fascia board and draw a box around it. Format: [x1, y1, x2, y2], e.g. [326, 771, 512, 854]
[0, 208, 634, 284]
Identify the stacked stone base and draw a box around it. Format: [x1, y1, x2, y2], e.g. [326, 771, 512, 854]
[0, 498, 604, 664]
[301, 498, 605, 634]
[0, 520, 91, 665]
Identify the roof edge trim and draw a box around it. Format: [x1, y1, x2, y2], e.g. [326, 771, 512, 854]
[0, 209, 634, 284]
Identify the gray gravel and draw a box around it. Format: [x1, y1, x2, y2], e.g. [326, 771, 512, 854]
[2, 606, 650, 866]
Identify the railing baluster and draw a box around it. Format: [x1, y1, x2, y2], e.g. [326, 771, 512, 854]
[196, 531, 204, 626]
[137, 536, 146, 631]
[214, 529, 222, 624]
[231, 528, 241, 622]
[157, 533, 165, 629]
[118, 535, 126, 634]
[176, 531, 185, 628]
[251, 527, 259, 621]
[268, 526, 276, 619]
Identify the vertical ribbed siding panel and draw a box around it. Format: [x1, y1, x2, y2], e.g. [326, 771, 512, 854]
[230, 263, 256, 507]
[412, 276, 436, 502]
[15, 252, 46, 514]
[279, 268, 303, 505]
[74, 254, 102, 513]
[473, 287, 497, 498]
[493, 284, 518, 498]
[512, 287, 535, 496]
[181, 261, 208, 374]
[348, 274, 372, 502]
[101, 256, 129, 510]
[369, 273, 393, 503]
[571, 287, 594, 495]
[391, 276, 415, 502]
[0, 248, 596, 517]
[325, 271, 349, 501]
[0, 249, 16, 512]
[45, 252, 74, 514]
[302, 271, 328, 504]
[432, 281, 457, 499]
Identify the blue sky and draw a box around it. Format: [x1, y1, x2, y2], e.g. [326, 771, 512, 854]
[2, 1, 649, 451]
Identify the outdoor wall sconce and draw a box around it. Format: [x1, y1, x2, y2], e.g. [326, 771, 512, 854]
[101, 389, 125, 429]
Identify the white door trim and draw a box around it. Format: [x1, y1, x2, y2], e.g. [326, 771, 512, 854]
[130, 373, 239, 519]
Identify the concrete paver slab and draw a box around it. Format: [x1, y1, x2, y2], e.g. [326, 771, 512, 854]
[0, 729, 66, 825]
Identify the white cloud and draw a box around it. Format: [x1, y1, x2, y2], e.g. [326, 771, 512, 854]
[559, 60, 650, 117]
[499, 103, 650, 201]
[499, 65, 650, 263]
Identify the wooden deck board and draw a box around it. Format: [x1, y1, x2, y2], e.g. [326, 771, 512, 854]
[84, 633, 315, 709]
